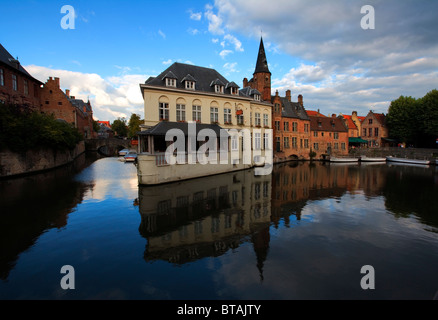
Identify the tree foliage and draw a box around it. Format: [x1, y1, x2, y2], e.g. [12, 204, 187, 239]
[111, 118, 128, 137]
[128, 113, 142, 139]
[387, 89, 438, 148]
[0, 104, 83, 152]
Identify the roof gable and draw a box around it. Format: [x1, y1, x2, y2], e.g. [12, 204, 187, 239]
[309, 116, 348, 132]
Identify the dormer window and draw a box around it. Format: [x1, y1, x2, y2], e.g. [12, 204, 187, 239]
[215, 84, 224, 93]
[166, 78, 176, 87]
[185, 81, 195, 90]
[226, 81, 240, 95]
[182, 74, 197, 91]
[254, 94, 261, 101]
[162, 71, 178, 88]
[231, 87, 238, 95]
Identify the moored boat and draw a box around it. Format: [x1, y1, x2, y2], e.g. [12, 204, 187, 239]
[330, 157, 359, 163]
[386, 156, 430, 165]
[360, 156, 386, 162]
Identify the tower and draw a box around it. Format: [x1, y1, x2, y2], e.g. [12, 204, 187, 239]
[253, 37, 271, 102]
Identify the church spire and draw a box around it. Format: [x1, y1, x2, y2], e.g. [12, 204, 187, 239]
[254, 37, 271, 75]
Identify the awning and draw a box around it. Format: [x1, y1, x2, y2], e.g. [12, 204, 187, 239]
[349, 137, 368, 144]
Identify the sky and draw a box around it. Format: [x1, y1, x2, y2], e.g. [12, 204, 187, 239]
[1, 0, 437, 122]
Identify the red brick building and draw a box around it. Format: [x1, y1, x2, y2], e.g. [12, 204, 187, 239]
[308, 115, 349, 159]
[40, 77, 97, 139]
[361, 111, 388, 147]
[0, 43, 42, 108]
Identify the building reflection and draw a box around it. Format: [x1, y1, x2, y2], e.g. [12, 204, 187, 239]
[138, 169, 272, 280]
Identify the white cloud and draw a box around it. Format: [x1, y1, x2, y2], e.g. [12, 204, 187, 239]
[219, 49, 233, 59]
[205, 4, 224, 35]
[162, 59, 173, 65]
[25, 65, 148, 122]
[158, 29, 166, 39]
[224, 34, 244, 52]
[212, 38, 219, 44]
[187, 28, 200, 35]
[223, 62, 238, 75]
[189, 10, 202, 21]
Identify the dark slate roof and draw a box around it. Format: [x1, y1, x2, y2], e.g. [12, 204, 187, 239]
[309, 116, 348, 132]
[145, 62, 241, 96]
[69, 98, 92, 113]
[0, 43, 42, 83]
[139, 121, 227, 137]
[254, 37, 271, 75]
[226, 81, 239, 89]
[210, 78, 225, 86]
[280, 98, 310, 120]
[161, 71, 177, 80]
[240, 86, 261, 97]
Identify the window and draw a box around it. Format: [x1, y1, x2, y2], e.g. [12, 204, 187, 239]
[255, 113, 261, 127]
[224, 108, 232, 124]
[333, 132, 339, 140]
[231, 136, 239, 151]
[304, 139, 309, 148]
[237, 114, 244, 125]
[254, 132, 261, 150]
[363, 128, 367, 137]
[313, 131, 318, 137]
[318, 121, 322, 128]
[215, 85, 224, 93]
[0, 69, 4, 86]
[185, 81, 195, 90]
[274, 103, 280, 113]
[369, 119, 373, 125]
[165, 78, 176, 87]
[210, 107, 218, 123]
[284, 122, 289, 131]
[304, 123, 309, 133]
[334, 143, 339, 150]
[275, 121, 280, 131]
[284, 137, 290, 149]
[230, 87, 238, 95]
[254, 94, 261, 101]
[263, 133, 269, 150]
[292, 122, 298, 132]
[369, 128, 372, 137]
[263, 114, 269, 127]
[24, 80, 28, 95]
[193, 105, 201, 122]
[12, 74, 17, 91]
[313, 143, 319, 150]
[176, 104, 186, 122]
[341, 143, 346, 150]
[374, 127, 379, 136]
[292, 137, 298, 149]
[159, 102, 169, 120]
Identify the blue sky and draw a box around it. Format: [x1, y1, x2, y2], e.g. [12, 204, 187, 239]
[1, 0, 437, 121]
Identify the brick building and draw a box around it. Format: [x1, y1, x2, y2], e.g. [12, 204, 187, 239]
[308, 115, 349, 159]
[0, 43, 42, 108]
[40, 77, 96, 139]
[361, 111, 388, 147]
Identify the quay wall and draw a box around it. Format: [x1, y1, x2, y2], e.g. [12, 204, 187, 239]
[0, 141, 85, 178]
[350, 147, 438, 161]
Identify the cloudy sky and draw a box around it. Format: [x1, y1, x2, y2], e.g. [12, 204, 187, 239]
[1, 0, 437, 121]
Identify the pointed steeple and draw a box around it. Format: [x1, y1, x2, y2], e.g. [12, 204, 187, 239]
[254, 37, 271, 75]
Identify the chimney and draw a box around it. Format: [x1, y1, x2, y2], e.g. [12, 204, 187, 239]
[54, 77, 60, 88]
[65, 89, 70, 97]
[286, 90, 291, 102]
[352, 111, 357, 117]
[243, 78, 248, 88]
[298, 94, 303, 106]
[332, 114, 336, 118]
[275, 90, 279, 97]
[317, 109, 320, 115]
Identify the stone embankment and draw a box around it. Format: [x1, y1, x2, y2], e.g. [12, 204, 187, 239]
[0, 141, 85, 178]
[350, 147, 438, 161]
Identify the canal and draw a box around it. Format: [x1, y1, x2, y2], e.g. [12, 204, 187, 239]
[1, 154, 438, 300]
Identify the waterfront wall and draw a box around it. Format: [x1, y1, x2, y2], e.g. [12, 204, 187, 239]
[350, 147, 438, 161]
[0, 141, 85, 178]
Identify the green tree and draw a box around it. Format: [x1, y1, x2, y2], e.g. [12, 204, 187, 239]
[93, 120, 101, 133]
[386, 95, 419, 145]
[111, 118, 128, 137]
[419, 89, 438, 147]
[128, 113, 142, 139]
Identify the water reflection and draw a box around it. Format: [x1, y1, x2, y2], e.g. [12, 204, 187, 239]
[138, 170, 272, 279]
[0, 153, 99, 280]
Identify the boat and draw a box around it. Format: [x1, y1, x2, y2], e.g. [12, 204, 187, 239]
[386, 156, 430, 165]
[329, 157, 359, 163]
[360, 156, 386, 162]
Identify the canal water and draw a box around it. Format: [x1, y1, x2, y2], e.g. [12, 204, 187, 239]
[1, 154, 438, 300]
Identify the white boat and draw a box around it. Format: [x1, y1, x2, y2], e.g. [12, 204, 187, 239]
[360, 156, 386, 162]
[386, 156, 430, 165]
[330, 157, 359, 163]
